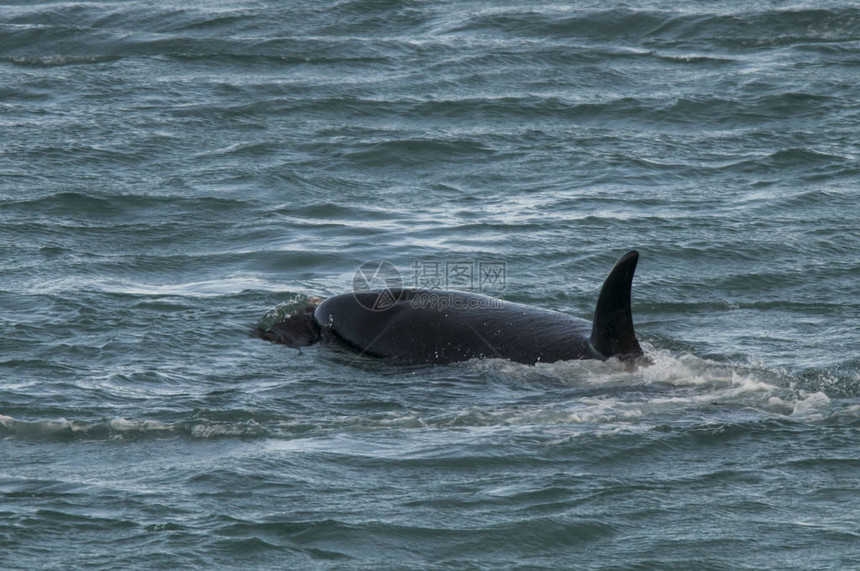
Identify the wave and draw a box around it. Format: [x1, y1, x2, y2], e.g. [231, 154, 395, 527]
[195, 89, 847, 131]
[1, 191, 254, 216]
[3, 5, 858, 68]
[446, 7, 860, 45]
[2, 350, 852, 444]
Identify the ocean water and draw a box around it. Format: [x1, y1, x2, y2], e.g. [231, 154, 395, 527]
[2, 1, 859, 568]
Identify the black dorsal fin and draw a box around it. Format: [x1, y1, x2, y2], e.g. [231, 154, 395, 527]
[589, 250, 643, 360]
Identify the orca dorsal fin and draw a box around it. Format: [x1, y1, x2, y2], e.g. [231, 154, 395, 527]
[589, 250, 643, 360]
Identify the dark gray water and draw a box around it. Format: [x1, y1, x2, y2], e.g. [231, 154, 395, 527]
[2, 1, 859, 568]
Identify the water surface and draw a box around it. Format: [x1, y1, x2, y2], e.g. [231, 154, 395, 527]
[2, 1, 859, 568]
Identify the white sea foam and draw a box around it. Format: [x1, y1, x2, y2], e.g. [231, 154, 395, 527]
[108, 417, 173, 433]
[470, 348, 834, 427]
[0, 352, 837, 444]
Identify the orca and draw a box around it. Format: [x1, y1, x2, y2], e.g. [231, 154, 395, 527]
[258, 250, 645, 365]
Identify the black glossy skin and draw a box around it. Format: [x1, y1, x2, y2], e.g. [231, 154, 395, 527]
[260, 250, 644, 365]
[314, 289, 599, 364]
